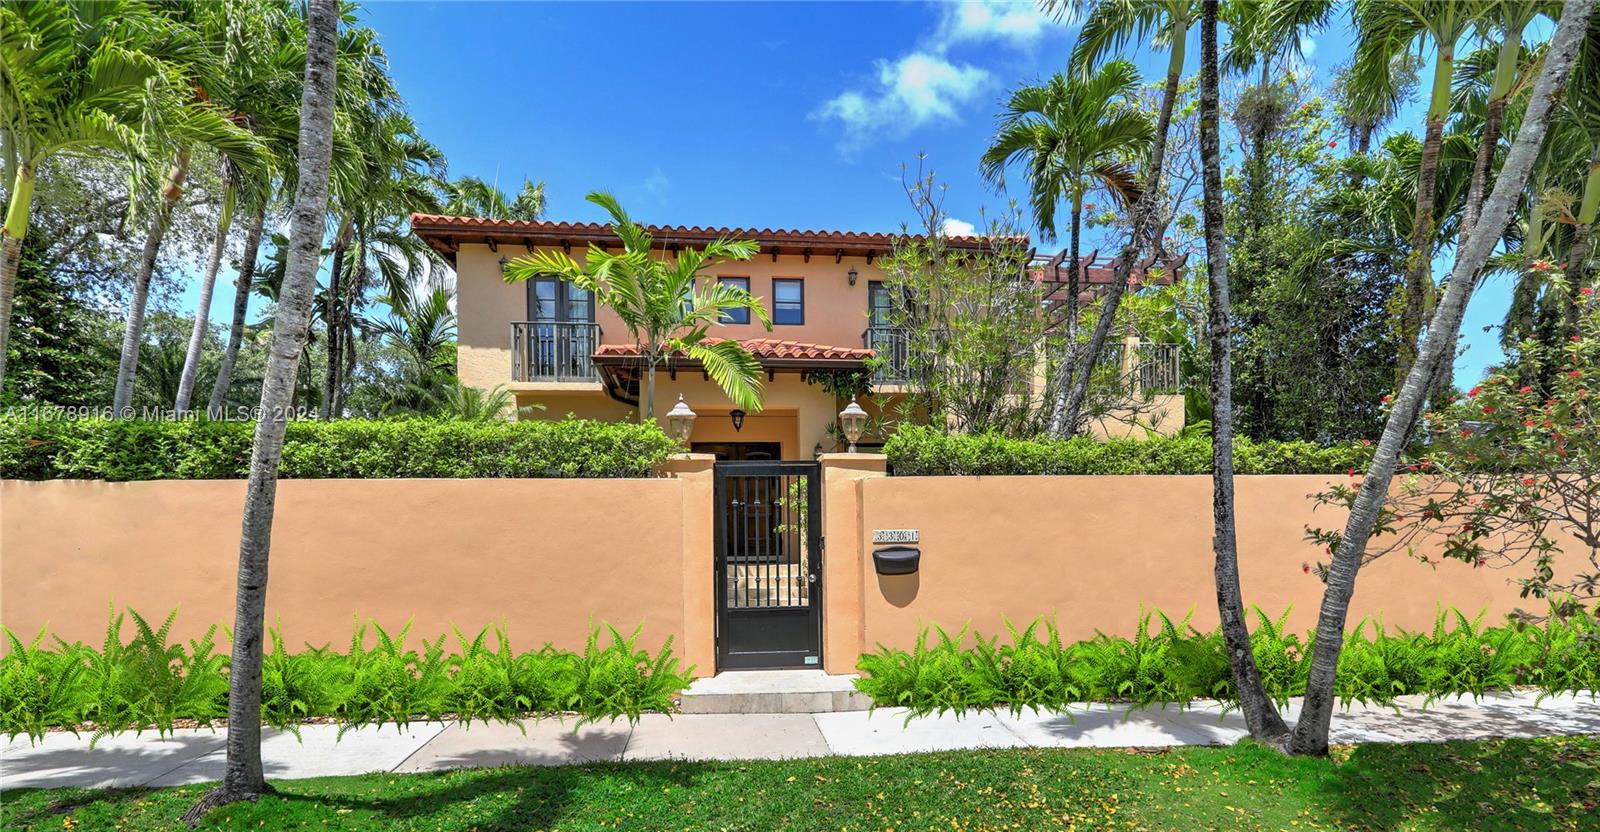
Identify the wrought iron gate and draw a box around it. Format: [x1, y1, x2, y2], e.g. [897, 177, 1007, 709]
[713, 461, 822, 670]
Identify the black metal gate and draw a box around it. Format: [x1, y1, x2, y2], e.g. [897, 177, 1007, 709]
[714, 461, 822, 670]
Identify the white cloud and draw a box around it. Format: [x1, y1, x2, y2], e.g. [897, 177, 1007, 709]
[814, 52, 989, 150]
[935, 0, 1057, 48]
[814, 2, 1066, 153]
[941, 217, 978, 237]
[1298, 33, 1317, 58]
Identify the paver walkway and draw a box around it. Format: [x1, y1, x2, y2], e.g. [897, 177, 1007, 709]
[3, 690, 1595, 791]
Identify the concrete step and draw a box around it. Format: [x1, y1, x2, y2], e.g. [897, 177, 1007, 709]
[679, 670, 872, 714]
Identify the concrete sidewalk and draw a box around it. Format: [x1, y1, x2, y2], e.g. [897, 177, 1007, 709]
[4, 690, 1595, 791]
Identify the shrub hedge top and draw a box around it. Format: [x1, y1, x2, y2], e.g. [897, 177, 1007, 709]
[885, 425, 1372, 476]
[0, 417, 681, 481]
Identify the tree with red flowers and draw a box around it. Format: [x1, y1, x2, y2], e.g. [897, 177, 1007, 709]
[1309, 306, 1600, 620]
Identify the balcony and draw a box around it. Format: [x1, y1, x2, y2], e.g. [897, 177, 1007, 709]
[864, 326, 1182, 396]
[1100, 341, 1182, 396]
[511, 321, 601, 382]
[863, 326, 910, 383]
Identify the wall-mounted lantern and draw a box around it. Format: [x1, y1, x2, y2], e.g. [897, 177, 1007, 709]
[847, 265, 859, 286]
[729, 409, 746, 432]
[666, 395, 696, 446]
[839, 400, 868, 453]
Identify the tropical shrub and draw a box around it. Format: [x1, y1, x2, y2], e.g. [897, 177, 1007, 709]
[0, 610, 694, 744]
[1308, 311, 1600, 618]
[885, 424, 1372, 476]
[853, 606, 1598, 716]
[0, 416, 678, 480]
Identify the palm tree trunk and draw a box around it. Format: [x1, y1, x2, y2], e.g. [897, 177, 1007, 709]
[318, 228, 349, 420]
[1047, 194, 1085, 429]
[209, 204, 268, 412]
[1053, 27, 1186, 437]
[645, 359, 657, 422]
[1397, 50, 1454, 383]
[1460, 28, 1523, 243]
[182, 0, 339, 821]
[176, 169, 238, 414]
[1200, 0, 1289, 742]
[1563, 155, 1600, 333]
[0, 161, 36, 395]
[114, 148, 192, 414]
[1564, 221, 1593, 333]
[1288, 0, 1592, 756]
[332, 228, 366, 417]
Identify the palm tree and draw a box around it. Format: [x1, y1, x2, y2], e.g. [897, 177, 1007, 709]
[1554, 16, 1600, 326]
[1332, 51, 1425, 157]
[1290, 0, 1593, 757]
[503, 191, 772, 421]
[368, 285, 456, 379]
[1457, 2, 1553, 242]
[1198, 0, 1290, 745]
[0, 0, 178, 395]
[1040, 0, 1198, 437]
[439, 175, 546, 220]
[979, 60, 1152, 426]
[320, 108, 444, 419]
[182, 0, 339, 820]
[1352, 0, 1485, 381]
[109, 1, 268, 414]
[175, 0, 300, 414]
[1222, 0, 1333, 229]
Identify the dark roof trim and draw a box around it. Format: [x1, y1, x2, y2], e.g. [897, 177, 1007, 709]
[410, 213, 1019, 264]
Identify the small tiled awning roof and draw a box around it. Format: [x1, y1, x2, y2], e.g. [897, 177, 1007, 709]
[593, 338, 874, 368]
[409, 213, 1017, 263]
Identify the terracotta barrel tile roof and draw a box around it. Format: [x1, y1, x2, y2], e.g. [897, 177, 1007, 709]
[594, 338, 874, 364]
[409, 213, 1014, 261]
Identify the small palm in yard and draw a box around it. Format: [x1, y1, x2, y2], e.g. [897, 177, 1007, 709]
[504, 192, 772, 420]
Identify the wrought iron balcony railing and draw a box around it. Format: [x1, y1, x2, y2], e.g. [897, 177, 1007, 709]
[864, 326, 1182, 396]
[863, 326, 910, 383]
[1097, 341, 1183, 395]
[511, 321, 601, 382]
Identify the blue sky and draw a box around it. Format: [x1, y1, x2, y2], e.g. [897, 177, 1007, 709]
[193, 0, 1521, 384]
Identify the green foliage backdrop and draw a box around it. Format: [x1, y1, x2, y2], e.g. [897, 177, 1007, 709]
[885, 424, 1372, 476]
[0, 417, 678, 480]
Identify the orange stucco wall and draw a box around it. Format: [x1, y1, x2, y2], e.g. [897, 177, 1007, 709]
[0, 478, 693, 665]
[843, 474, 1559, 652]
[454, 243, 887, 395]
[5, 471, 1550, 675]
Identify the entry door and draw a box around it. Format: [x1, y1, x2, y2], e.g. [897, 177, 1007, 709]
[713, 461, 822, 670]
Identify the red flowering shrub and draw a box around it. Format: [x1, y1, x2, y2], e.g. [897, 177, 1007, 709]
[1307, 309, 1600, 621]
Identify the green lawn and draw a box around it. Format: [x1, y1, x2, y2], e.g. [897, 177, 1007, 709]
[4, 737, 1598, 831]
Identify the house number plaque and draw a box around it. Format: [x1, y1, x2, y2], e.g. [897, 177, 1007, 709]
[872, 529, 919, 544]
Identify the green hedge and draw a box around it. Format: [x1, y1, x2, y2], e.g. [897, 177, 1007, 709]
[0, 417, 679, 480]
[855, 607, 1600, 716]
[1, 609, 693, 745]
[884, 425, 1372, 476]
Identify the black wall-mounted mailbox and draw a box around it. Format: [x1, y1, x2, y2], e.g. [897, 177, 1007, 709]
[873, 545, 921, 575]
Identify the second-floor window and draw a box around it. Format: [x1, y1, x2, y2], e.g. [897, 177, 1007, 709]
[773, 278, 804, 325]
[868, 281, 893, 326]
[719, 277, 750, 324]
[528, 277, 593, 322]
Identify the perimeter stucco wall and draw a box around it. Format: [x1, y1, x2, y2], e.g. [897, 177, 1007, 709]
[0, 478, 696, 667]
[846, 475, 1557, 654]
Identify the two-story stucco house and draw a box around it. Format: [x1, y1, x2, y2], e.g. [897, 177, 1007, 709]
[412, 214, 1183, 459]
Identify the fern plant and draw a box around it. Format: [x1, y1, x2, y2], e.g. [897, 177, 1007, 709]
[0, 629, 89, 742]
